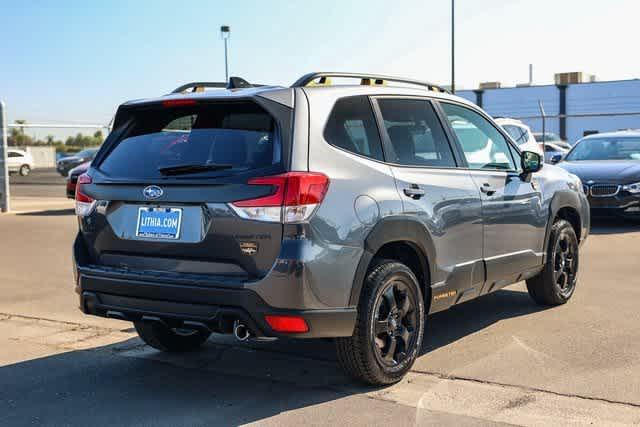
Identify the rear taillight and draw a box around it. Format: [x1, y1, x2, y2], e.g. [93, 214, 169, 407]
[75, 173, 96, 216]
[230, 172, 329, 223]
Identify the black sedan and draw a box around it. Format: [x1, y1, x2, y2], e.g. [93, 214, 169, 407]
[556, 131, 640, 217]
[56, 148, 98, 176]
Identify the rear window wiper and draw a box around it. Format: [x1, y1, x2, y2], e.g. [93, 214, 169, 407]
[158, 162, 233, 175]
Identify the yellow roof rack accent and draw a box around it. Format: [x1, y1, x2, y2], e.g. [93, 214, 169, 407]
[306, 76, 333, 87]
[361, 78, 386, 86]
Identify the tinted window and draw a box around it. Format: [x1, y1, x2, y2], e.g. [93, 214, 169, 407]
[99, 102, 280, 178]
[377, 99, 455, 167]
[441, 103, 516, 170]
[324, 96, 384, 161]
[8, 152, 22, 158]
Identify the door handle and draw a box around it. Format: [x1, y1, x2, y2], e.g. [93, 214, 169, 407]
[480, 183, 496, 196]
[403, 185, 425, 200]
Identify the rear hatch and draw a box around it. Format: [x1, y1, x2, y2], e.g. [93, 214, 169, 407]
[78, 97, 292, 281]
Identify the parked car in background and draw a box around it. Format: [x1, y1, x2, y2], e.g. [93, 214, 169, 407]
[556, 130, 640, 217]
[495, 118, 542, 156]
[66, 161, 91, 199]
[56, 148, 99, 176]
[7, 149, 35, 176]
[544, 142, 569, 163]
[533, 132, 572, 150]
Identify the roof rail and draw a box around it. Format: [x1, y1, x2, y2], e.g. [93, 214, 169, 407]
[171, 82, 227, 94]
[291, 72, 450, 93]
[171, 77, 265, 94]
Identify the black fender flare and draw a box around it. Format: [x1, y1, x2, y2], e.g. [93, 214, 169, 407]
[543, 190, 583, 263]
[348, 215, 436, 306]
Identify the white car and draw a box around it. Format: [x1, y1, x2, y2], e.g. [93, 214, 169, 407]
[543, 142, 569, 163]
[7, 149, 35, 176]
[495, 118, 543, 158]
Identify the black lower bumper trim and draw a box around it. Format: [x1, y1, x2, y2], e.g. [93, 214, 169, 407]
[77, 271, 356, 339]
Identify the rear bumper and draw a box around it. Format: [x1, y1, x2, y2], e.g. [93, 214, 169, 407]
[75, 266, 356, 339]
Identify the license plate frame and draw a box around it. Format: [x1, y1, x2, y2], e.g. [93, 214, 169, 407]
[135, 207, 183, 240]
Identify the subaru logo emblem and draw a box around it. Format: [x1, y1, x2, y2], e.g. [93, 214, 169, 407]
[143, 185, 163, 200]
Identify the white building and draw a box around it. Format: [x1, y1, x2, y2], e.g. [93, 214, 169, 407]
[457, 78, 640, 144]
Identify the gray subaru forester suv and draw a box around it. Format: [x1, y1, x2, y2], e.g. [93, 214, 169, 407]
[73, 72, 590, 385]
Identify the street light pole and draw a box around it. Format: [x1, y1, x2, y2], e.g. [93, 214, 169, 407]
[220, 25, 231, 82]
[451, 0, 455, 94]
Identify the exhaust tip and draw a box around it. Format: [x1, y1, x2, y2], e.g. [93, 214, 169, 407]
[233, 320, 250, 341]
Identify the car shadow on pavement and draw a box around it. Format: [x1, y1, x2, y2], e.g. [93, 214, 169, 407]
[0, 289, 548, 426]
[589, 217, 640, 235]
[0, 340, 363, 426]
[16, 208, 75, 216]
[421, 288, 549, 354]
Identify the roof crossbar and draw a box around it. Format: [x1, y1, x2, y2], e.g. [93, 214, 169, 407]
[291, 72, 450, 93]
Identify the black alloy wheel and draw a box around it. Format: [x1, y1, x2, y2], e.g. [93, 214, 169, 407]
[371, 280, 419, 367]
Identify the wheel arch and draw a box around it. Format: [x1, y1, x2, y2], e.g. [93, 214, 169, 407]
[544, 191, 583, 263]
[348, 216, 435, 310]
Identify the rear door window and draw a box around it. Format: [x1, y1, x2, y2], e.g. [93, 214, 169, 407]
[98, 101, 280, 178]
[377, 98, 456, 167]
[323, 96, 384, 161]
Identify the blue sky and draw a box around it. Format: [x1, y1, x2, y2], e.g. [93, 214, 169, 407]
[0, 0, 638, 135]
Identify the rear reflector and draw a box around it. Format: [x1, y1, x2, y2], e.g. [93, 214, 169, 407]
[264, 315, 309, 333]
[75, 173, 96, 216]
[230, 172, 329, 223]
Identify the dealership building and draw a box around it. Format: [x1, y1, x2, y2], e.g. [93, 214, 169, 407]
[456, 73, 640, 144]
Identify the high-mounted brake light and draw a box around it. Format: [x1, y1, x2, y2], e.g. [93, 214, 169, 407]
[162, 99, 197, 108]
[75, 173, 96, 216]
[229, 172, 329, 223]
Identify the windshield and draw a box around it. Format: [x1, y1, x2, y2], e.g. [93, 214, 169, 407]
[565, 138, 640, 161]
[98, 101, 280, 179]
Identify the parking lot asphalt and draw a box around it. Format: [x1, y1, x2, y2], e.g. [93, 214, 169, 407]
[1, 176, 640, 425]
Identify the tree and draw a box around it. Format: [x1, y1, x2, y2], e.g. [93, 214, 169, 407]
[6, 119, 102, 151]
[7, 120, 33, 146]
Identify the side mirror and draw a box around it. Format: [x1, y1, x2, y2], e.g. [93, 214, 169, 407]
[550, 154, 562, 164]
[521, 151, 543, 174]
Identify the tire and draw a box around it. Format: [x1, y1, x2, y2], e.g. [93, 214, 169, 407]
[19, 165, 30, 176]
[526, 219, 579, 306]
[336, 259, 425, 385]
[134, 320, 211, 352]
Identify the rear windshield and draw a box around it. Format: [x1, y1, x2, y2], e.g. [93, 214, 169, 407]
[98, 101, 280, 178]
